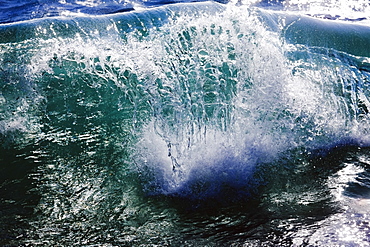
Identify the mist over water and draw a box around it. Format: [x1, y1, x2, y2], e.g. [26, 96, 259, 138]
[2, 0, 370, 246]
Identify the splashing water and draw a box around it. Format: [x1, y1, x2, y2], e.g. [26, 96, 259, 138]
[126, 4, 370, 199]
[2, 1, 370, 246]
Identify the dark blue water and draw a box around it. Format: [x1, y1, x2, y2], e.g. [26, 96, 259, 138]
[0, 0, 224, 24]
[2, 0, 370, 246]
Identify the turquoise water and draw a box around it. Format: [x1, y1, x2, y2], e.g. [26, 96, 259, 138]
[2, 1, 370, 246]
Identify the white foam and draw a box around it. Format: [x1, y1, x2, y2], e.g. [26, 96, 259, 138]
[130, 4, 370, 196]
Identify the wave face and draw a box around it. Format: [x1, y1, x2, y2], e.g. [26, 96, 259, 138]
[2, 1, 370, 246]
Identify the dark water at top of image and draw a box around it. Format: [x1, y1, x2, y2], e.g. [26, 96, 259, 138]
[0, 0, 234, 24]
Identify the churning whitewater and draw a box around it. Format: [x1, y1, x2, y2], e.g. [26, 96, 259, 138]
[2, 0, 370, 246]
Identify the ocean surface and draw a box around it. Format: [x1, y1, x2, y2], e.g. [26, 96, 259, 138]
[2, 0, 370, 246]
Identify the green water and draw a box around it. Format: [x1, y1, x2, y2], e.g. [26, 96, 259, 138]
[2, 2, 370, 246]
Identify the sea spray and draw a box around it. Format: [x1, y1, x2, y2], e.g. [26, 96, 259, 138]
[133, 5, 303, 198]
[131, 4, 370, 198]
[3, 1, 370, 202]
[2, 2, 370, 245]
